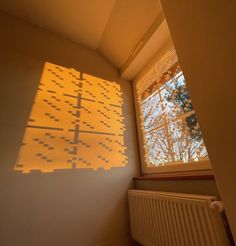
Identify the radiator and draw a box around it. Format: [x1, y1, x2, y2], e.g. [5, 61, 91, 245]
[128, 190, 230, 246]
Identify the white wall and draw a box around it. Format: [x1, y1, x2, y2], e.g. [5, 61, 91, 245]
[0, 12, 140, 246]
[161, 0, 236, 241]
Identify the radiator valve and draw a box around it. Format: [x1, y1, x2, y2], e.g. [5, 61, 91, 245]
[210, 200, 224, 213]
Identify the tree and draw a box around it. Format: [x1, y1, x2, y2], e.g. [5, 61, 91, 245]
[141, 73, 208, 165]
[165, 78, 203, 142]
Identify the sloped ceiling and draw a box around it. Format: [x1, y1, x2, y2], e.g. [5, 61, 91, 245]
[0, 0, 171, 80]
[0, 0, 116, 49]
[97, 0, 162, 68]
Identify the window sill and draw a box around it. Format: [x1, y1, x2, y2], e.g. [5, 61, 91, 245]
[141, 159, 212, 175]
[134, 170, 214, 181]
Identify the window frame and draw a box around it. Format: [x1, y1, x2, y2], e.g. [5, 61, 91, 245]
[133, 47, 212, 175]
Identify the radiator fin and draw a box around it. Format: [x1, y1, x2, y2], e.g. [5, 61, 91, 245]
[128, 190, 230, 246]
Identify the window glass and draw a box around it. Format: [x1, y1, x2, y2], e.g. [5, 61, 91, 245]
[135, 49, 208, 168]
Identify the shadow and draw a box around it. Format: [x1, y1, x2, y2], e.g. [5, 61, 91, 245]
[14, 62, 128, 174]
[0, 13, 140, 246]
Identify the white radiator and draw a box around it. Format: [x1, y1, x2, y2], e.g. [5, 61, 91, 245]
[128, 190, 230, 246]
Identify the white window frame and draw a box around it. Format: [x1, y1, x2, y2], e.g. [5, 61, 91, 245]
[133, 47, 212, 175]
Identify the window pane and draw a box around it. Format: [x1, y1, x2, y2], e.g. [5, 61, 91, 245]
[169, 115, 207, 164]
[141, 93, 164, 133]
[135, 49, 209, 168]
[145, 127, 171, 165]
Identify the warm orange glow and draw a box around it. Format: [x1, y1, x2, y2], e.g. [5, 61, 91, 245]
[15, 62, 127, 173]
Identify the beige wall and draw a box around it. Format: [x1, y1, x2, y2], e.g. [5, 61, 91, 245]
[0, 12, 140, 246]
[160, 0, 236, 241]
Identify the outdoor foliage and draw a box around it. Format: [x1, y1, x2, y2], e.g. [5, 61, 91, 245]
[141, 72, 208, 165]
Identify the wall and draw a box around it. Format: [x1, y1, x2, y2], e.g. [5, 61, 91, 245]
[160, 0, 236, 241]
[0, 12, 140, 246]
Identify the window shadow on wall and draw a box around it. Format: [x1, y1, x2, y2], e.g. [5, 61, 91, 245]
[14, 62, 128, 174]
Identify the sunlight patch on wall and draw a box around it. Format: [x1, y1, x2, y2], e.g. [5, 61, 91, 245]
[15, 62, 127, 173]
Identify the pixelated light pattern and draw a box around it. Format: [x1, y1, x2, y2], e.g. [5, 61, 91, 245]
[15, 62, 127, 173]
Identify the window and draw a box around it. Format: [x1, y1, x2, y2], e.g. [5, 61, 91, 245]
[134, 48, 211, 173]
